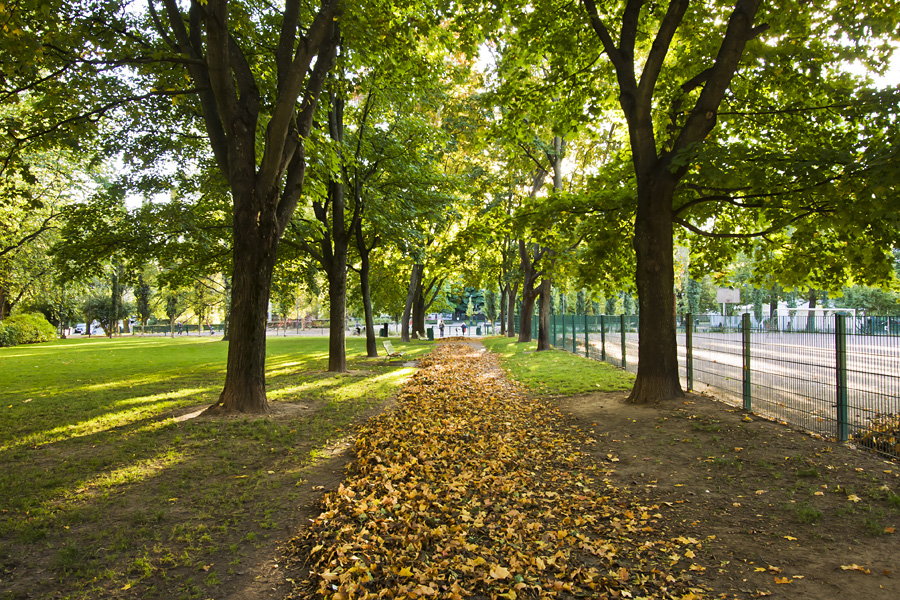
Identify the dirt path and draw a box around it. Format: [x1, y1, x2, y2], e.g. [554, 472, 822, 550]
[278, 342, 718, 598]
[561, 390, 900, 599]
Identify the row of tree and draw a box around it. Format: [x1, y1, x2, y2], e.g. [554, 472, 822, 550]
[2, 1, 898, 411]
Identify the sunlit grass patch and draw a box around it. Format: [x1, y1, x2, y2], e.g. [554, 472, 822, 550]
[0, 334, 423, 599]
[481, 335, 634, 395]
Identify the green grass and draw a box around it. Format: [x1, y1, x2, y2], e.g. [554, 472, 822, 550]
[481, 336, 634, 395]
[0, 334, 428, 598]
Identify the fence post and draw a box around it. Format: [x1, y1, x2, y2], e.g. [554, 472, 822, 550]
[552, 315, 556, 346]
[584, 313, 590, 358]
[571, 314, 576, 353]
[562, 313, 567, 349]
[742, 312, 751, 411]
[686, 313, 694, 391]
[620, 314, 627, 371]
[835, 314, 849, 442]
[600, 315, 607, 361]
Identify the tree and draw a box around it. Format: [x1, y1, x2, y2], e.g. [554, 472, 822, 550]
[4, 0, 343, 412]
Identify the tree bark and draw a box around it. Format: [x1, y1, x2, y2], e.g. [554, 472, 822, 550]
[356, 229, 378, 357]
[506, 280, 518, 337]
[517, 240, 542, 343]
[215, 199, 278, 412]
[499, 281, 508, 336]
[806, 288, 817, 332]
[627, 176, 683, 404]
[536, 278, 552, 350]
[401, 264, 422, 342]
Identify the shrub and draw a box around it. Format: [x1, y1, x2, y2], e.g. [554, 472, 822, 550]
[0, 313, 57, 347]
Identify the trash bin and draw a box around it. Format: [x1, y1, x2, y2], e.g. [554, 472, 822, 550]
[476, 326, 482, 336]
[427, 327, 434, 341]
[380, 323, 388, 337]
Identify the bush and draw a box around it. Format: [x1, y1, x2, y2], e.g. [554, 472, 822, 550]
[0, 313, 58, 347]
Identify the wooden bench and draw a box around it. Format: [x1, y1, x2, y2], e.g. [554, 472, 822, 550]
[382, 340, 404, 360]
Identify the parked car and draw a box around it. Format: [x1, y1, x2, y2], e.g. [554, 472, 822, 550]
[73, 324, 85, 334]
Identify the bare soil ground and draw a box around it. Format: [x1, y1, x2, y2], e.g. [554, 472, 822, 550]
[559, 391, 900, 599]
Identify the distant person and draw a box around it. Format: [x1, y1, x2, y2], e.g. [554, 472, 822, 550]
[461, 322, 467, 335]
[439, 321, 444, 337]
[206, 319, 214, 335]
[177, 321, 183, 335]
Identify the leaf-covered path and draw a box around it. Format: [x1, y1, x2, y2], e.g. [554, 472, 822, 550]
[284, 342, 707, 599]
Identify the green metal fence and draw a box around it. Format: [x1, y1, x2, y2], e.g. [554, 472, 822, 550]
[536, 312, 900, 461]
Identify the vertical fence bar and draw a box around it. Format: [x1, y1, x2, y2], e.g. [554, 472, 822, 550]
[572, 314, 577, 353]
[620, 314, 627, 371]
[562, 314, 567, 348]
[742, 312, 751, 411]
[584, 314, 590, 358]
[552, 315, 557, 346]
[686, 313, 693, 391]
[600, 315, 607, 361]
[835, 314, 849, 442]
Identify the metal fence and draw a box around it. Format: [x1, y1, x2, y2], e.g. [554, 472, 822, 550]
[538, 313, 900, 461]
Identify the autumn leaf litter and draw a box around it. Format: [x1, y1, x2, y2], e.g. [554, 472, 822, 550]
[284, 343, 708, 599]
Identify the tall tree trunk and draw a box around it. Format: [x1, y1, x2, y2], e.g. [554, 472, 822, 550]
[109, 266, 119, 338]
[536, 278, 552, 351]
[401, 264, 422, 342]
[806, 288, 817, 332]
[506, 280, 518, 337]
[215, 204, 278, 413]
[518, 289, 538, 343]
[628, 177, 683, 404]
[222, 274, 231, 341]
[499, 281, 508, 336]
[327, 254, 348, 372]
[357, 232, 378, 357]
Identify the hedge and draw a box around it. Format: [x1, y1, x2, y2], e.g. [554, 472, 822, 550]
[0, 313, 58, 347]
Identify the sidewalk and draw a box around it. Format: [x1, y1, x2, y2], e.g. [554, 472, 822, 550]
[282, 342, 705, 599]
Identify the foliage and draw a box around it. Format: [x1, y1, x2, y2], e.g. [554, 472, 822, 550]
[0, 312, 57, 346]
[834, 286, 900, 316]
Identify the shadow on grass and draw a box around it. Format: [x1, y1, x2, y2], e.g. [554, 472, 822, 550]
[0, 335, 425, 599]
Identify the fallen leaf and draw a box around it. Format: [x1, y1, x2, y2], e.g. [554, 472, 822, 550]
[841, 564, 871, 574]
[489, 564, 511, 580]
[774, 577, 791, 584]
[847, 494, 861, 503]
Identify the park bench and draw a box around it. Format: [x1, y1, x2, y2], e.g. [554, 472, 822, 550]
[382, 340, 405, 360]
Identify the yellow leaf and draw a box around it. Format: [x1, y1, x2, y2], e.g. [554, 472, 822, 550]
[884, 527, 895, 534]
[498, 591, 517, 600]
[783, 535, 797, 540]
[490, 564, 511, 580]
[774, 577, 791, 584]
[398, 566, 414, 577]
[840, 564, 871, 573]
[847, 494, 861, 502]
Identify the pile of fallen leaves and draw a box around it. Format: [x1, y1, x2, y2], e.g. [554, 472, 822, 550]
[284, 343, 708, 599]
[852, 412, 900, 460]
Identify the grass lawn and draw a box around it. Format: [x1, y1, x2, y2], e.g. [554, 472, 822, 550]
[0, 334, 431, 599]
[481, 335, 634, 395]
